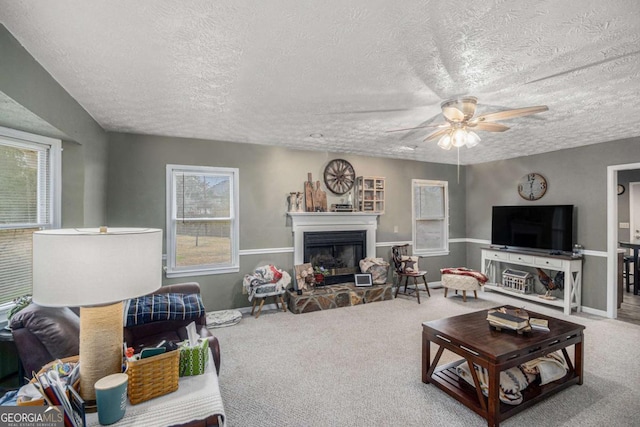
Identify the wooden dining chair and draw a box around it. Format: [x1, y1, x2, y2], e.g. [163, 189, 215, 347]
[391, 244, 430, 303]
[624, 254, 634, 292]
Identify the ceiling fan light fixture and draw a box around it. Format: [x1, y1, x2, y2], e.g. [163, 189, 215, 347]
[452, 129, 467, 148]
[437, 134, 452, 150]
[441, 96, 478, 122]
[466, 131, 481, 148]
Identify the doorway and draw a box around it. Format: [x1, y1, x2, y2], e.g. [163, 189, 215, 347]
[617, 179, 640, 324]
[607, 163, 640, 320]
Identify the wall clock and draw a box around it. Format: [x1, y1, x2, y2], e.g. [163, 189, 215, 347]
[618, 184, 625, 195]
[323, 159, 355, 195]
[517, 173, 547, 201]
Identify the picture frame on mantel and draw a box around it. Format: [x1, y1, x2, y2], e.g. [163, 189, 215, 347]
[354, 273, 373, 287]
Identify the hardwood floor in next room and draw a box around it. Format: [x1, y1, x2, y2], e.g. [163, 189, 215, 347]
[618, 289, 640, 326]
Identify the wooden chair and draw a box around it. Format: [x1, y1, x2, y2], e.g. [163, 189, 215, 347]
[391, 244, 430, 303]
[624, 255, 634, 292]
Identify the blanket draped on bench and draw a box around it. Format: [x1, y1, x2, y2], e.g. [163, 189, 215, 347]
[440, 267, 489, 284]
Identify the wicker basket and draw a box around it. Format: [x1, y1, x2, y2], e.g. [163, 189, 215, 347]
[126, 349, 179, 404]
[17, 355, 80, 406]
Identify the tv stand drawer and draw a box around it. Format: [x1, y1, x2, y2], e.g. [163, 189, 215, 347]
[535, 257, 563, 268]
[509, 253, 533, 264]
[485, 250, 509, 261]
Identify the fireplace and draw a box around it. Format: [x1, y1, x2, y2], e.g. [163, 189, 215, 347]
[304, 230, 366, 286]
[288, 212, 381, 286]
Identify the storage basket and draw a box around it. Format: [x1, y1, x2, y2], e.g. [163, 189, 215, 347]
[501, 268, 533, 294]
[17, 355, 80, 406]
[126, 349, 179, 404]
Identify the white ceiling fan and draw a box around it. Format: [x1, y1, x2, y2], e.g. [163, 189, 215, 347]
[389, 96, 548, 150]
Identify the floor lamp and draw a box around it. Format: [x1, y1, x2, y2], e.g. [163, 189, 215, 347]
[32, 227, 162, 405]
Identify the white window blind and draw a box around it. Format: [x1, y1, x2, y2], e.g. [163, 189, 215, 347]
[412, 179, 449, 256]
[0, 128, 61, 307]
[166, 165, 239, 277]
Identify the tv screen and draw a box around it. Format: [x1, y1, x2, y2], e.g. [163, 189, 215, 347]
[491, 205, 574, 252]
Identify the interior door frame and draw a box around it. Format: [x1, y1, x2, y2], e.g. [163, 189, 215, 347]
[630, 182, 640, 242]
[607, 162, 640, 318]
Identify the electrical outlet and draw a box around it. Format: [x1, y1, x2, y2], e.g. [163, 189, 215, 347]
[620, 222, 630, 229]
[393, 225, 399, 233]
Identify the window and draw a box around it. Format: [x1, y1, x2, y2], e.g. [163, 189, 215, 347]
[0, 127, 61, 313]
[412, 179, 448, 256]
[166, 165, 239, 277]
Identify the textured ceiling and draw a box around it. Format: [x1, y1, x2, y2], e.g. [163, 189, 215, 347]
[1, 0, 640, 165]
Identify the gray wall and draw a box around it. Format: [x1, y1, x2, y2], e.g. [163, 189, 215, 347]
[466, 137, 640, 311]
[106, 133, 468, 311]
[0, 24, 108, 226]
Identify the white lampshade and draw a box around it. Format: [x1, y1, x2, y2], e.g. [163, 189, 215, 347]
[33, 227, 162, 307]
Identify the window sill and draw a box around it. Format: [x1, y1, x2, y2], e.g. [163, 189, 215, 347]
[413, 250, 450, 257]
[165, 266, 240, 278]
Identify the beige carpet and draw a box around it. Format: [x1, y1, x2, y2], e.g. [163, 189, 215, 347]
[212, 287, 640, 426]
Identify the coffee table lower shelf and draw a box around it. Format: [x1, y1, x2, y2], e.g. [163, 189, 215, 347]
[431, 359, 580, 422]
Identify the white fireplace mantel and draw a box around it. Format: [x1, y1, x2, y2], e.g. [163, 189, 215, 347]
[287, 212, 380, 265]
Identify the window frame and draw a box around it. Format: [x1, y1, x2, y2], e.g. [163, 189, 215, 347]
[0, 126, 61, 322]
[165, 164, 240, 278]
[411, 179, 449, 256]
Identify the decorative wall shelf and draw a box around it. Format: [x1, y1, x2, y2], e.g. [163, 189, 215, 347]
[355, 176, 385, 213]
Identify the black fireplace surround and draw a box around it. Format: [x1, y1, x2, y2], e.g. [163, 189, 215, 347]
[303, 230, 366, 286]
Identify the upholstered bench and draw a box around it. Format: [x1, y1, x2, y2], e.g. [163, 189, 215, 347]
[441, 268, 489, 302]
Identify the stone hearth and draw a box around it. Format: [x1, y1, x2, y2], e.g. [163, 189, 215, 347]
[287, 283, 393, 314]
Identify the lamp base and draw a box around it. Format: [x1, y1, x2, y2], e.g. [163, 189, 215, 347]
[79, 302, 124, 404]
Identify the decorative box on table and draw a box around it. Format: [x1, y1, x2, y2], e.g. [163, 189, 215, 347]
[501, 268, 533, 294]
[179, 339, 209, 376]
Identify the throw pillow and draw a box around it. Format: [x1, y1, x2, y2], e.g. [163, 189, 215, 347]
[400, 255, 419, 272]
[124, 293, 205, 327]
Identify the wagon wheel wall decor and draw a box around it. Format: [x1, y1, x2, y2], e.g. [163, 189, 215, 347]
[323, 159, 355, 195]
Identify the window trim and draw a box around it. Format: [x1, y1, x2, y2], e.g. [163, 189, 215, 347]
[165, 164, 240, 278]
[0, 126, 61, 323]
[411, 179, 449, 256]
[0, 126, 61, 229]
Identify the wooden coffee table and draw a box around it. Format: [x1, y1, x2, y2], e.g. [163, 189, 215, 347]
[422, 306, 584, 427]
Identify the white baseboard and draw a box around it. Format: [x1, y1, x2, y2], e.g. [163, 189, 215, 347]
[580, 306, 608, 318]
[237, 303, 281, 315]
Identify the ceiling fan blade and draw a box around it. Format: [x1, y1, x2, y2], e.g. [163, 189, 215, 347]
[442, 106, 465, 122]
[469, 122, 510, 132]
[423, 127, 451, 142]
[324, 107, 416, 115]
[386, 123, 447, 133]
[472, 106, 548, 123]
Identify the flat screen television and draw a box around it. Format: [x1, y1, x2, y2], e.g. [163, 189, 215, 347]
[491, 205, 574, 253]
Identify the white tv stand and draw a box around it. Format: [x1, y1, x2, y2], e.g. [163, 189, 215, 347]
[481, 247, 583, 315]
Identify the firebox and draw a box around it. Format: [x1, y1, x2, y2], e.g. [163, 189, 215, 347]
[303, 230, 366, 286]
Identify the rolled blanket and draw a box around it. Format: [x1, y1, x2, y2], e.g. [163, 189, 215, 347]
[440, 267, 489, 284]
[359, 257, 389, 272]
[457, 362, 536, 406]
[520, 351, 569, 385]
